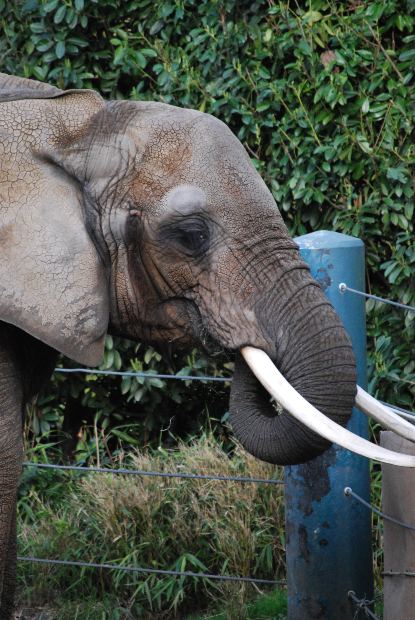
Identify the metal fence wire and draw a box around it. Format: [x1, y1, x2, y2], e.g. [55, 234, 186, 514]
[17, 555, 285, 586]
[344, 487, 415, 531]
[18, 284, 415, 597]
[348, 591, 380, 620]
[19, 460, 284, 585]
[339, 282, 415, 313]
[22, 461, 284, 486]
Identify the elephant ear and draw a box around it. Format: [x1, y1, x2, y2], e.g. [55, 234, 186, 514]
[0, 72, 64, 101]
[0, 74, 109, 366]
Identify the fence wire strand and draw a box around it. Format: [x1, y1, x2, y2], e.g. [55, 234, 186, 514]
[55, 367, 414, 411]
[55, 368, 232, 381]
[380, 401, 415, 421]
[16, 556, 285, 585]
[382, 570, 415, 577]
[339, 283, 415, 313]
[23, 462, 283, 485]
[348, 591, 379, 620]
[344, 487, 415, 531]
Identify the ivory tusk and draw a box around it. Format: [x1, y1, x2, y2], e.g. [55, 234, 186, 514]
[355, 386, 415, 443]
[241, 346, 415, 467]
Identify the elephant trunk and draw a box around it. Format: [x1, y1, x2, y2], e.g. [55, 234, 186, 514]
[229, 275, 357, 465]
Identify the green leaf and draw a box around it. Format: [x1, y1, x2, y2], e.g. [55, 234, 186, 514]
[149, 20, 163, 35]
[399, 49, 415, 62]
[303, 10, 322, 24]
[113, 46, 124, 65]
[53, 4, 66, 24]
[32, 66, 48, 80]
[298, 39, 312, 56]
[141, 48, 158, 58]
[36, 41, 53, 52]
[387, 167, 408, 183]
[102, 350, 114, 369]
[30, 22, 46, 33]
[404, 203, 414, 221]
[258, 66, 270, 79]
[111, 429, 139, 444]
[356, 137, 372, 154]
[44, 0, 59, 13]
[120, 377, 131, 395]
[133, 387, 144, 402]
[113, 351, 122, 370]
[263, 28, 273, 42]
[21, 0, 38, 13]
[67, 36, 88, 47]
[134, 51, 147, 69]
[55, 40, 65, 59]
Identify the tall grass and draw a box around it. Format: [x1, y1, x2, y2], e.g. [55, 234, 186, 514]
[17, 435, 285, 619]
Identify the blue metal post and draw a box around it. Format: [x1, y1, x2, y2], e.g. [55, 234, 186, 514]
[285, 231, 373, 619]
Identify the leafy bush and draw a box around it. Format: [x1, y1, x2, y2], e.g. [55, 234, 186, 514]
[2, 0, 413, 446]
[17, 436, 284, 619]
[24, 338, 233, 463]
[3, 1, 411, 616]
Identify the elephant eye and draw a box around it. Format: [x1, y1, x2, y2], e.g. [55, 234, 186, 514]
[161, 217, 211, 257]
[176, 227, 209, 254]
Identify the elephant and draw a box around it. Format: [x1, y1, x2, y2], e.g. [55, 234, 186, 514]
[0, 72, 413, 617]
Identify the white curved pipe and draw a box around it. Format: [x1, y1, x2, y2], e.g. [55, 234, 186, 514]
[356, 386, 415, 443]
[241, 346, 415, 467]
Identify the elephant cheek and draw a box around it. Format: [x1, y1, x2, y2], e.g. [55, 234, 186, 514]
[197, 295, 275, 357]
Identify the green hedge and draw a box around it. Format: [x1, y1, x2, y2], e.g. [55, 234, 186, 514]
[2, 0, 414, 450]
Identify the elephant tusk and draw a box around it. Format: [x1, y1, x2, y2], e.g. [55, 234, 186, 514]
[355, 386, 415, 443]
[240, 346, 415, 467]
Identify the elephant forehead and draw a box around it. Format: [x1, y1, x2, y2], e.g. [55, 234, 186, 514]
[129, 110, 276, 219]
[162, 185, 207, 213]
[130, 122, 194, 204]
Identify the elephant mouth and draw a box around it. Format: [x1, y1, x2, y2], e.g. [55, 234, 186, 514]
[236, 346, 415, 467]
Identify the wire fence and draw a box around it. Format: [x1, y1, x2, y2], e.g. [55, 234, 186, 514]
[344, 487, 415, 531]
[17, 555, 285, 586]
[380, 401, 415, 422]
[19, 459, 284, 586]
[18, 282, 415, 613]
[55, 368, 232, 381]
[339, 282, 415, 313]
[348, 591, 380, 620]
[19, 355, 282, 590]
[23, 461, 284, 485]
[19, 464, 414, 589]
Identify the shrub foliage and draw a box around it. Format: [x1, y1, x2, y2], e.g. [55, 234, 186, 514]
[2, 0, 413, 445]
[3, 0, 413, 616]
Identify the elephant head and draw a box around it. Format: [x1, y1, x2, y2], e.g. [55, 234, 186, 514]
[1, 72, 413, 467]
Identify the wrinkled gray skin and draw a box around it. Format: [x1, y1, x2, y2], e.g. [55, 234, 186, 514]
[0, 73, 356, 617]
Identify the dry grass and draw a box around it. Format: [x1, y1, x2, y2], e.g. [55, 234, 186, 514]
[17, 436, 285, 619]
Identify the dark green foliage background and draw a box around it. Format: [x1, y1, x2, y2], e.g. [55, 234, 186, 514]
[1, 0, 414, 452]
